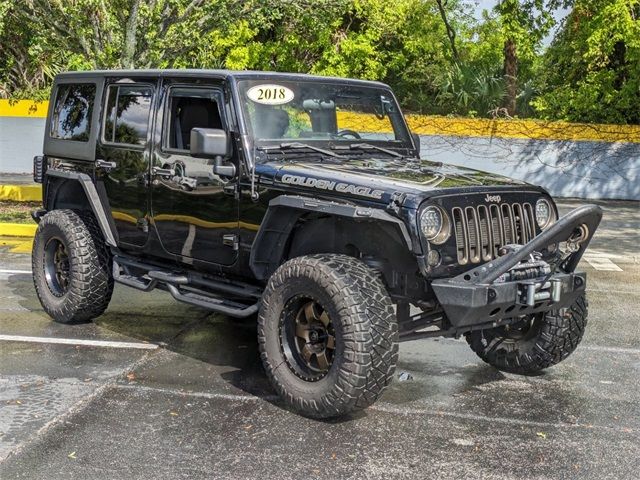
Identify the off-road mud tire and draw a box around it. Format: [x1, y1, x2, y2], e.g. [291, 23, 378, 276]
[32, 209, 114, 324]
[258, 254, 398, 418]
[465, 294, 588, 374]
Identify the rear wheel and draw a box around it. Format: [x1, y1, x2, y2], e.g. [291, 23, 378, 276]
[465, 295, 588, 374]
[258, 254, 398, 418]
[32, 209, 114, 324]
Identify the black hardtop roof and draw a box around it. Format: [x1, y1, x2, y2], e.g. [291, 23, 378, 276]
[54, 69, 390, 89]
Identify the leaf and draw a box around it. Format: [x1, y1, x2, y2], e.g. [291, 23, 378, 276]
[536, 432, 547, 439]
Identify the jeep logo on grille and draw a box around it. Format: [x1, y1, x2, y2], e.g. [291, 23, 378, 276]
[484, 194, 502, 203]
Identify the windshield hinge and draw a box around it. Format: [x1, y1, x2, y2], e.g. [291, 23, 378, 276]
[387, 192, 407, 214]
[136, 217, 149, 233]
[223, 234, 239, 250]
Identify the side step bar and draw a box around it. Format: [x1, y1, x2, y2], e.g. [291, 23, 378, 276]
[113, 256, 261, 318]
[164, 284, 258, 318]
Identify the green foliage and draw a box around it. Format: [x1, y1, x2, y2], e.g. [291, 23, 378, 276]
[533, 0, 640, 124]
[0, 0, 637, 124]
[435, 64, 505, 116]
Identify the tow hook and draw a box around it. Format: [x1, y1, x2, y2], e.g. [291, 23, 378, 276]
[518, 279, 563, 307]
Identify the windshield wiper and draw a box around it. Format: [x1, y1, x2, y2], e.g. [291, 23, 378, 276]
[332, 142, 403, 158]
[258, 142, 344, 158]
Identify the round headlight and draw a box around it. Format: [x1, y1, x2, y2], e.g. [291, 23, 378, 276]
[535, 198, 555, 229]
[420, 206, 450, 244]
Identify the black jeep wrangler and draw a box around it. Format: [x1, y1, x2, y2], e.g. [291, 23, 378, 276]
[32, 69, 602, 418]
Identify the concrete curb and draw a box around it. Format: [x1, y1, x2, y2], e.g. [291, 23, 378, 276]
[0, 185, 42, 202]
[0, 223, 37, 237]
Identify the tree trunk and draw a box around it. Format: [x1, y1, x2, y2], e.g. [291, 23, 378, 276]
[123, 0, 141, 69]
[435, 0, 459, 64]
[503, 37, 517, 116]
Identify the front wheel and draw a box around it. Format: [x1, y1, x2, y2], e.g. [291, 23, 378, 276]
[465, 294, 588, 374]
[258, 254, 398, 418]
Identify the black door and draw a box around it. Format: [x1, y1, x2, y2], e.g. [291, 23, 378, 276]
[150, 80, 239, 266]
[97, 79, 156, 247]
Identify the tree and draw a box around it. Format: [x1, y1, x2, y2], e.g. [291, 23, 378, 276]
[494, 0, 559, 116]
[533, 0, 640, 124]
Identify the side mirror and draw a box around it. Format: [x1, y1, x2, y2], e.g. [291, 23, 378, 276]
[190, 128, 236, 178]
[411, 132, 421, 157]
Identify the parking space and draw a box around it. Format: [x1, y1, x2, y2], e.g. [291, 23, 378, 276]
[0, 199, 638, 479]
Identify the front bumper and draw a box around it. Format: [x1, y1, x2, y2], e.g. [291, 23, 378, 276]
[431, 205, 602, 330]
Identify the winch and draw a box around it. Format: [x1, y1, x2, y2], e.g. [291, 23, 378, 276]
[492, 245, 558, 307]
[493, 245, 552, 284]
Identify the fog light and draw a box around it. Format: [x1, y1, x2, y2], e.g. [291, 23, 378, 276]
[427, 249, 441, 267]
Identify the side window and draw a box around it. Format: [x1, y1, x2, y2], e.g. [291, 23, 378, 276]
[103, 85, 153, 146]
[50, 83, 96, 141]
[164, 87, 223, 151]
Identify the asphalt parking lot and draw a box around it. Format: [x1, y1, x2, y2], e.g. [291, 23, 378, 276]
[0, 199, 638, 479]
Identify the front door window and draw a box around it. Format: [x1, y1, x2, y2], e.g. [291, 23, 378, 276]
[151, 84, 239, 266]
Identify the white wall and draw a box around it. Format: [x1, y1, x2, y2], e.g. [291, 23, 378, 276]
[0, 117, 46, 174]
[1, 116, 638, 200]
[418, 135, 640, 201]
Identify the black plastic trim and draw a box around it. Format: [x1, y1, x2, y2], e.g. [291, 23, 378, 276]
[45, 168, 118, 247]
[249, 194, 413, 280]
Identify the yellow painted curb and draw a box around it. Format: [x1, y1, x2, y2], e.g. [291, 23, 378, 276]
[0, 99, 48, 118]
[2, 97, 639, 143]
[0, 237, 33, 254]
[0, 185, 42, 202]
[335, 111, 640, 144]
[0, 223, 37, 237]
[404, 115, 640, 144]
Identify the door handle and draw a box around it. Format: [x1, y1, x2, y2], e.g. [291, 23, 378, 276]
[152, 166, 175, 177]
[96, 159, 116, 171]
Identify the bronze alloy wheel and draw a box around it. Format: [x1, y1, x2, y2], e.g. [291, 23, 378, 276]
[279, 295, 336, 382]
[43, 237, 70, 296]
[258, 254, 399, 418]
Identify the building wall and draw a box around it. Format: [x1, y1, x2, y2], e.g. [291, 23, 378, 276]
[1, 100, 638, 200]
[416, 135, 639, 200]
[0, 117, 46, 174]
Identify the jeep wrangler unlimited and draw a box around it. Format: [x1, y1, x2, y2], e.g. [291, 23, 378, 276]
[32, 70, 601, 418]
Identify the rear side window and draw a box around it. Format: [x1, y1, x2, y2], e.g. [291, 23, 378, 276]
[50, 84, 96, 141]
[103, 85, 153, 146]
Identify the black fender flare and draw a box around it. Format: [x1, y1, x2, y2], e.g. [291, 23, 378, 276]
[249, 195, 413, 280]
[45, 169, 118, 247]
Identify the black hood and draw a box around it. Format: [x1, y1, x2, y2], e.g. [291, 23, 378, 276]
[257, 158, 540, 209]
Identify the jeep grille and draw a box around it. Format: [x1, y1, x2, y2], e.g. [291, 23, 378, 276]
[452, 203, 536, 265]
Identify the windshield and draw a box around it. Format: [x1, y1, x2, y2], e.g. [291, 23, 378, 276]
[237, 79, 411, 147]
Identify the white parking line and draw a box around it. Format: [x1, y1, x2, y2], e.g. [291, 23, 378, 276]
[0, 269, 32, 275]
[114, 384, 634, 434]
[583, 255, 623, 271]
[579, 345, 640, 355]
[0, 334, 158, 350]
